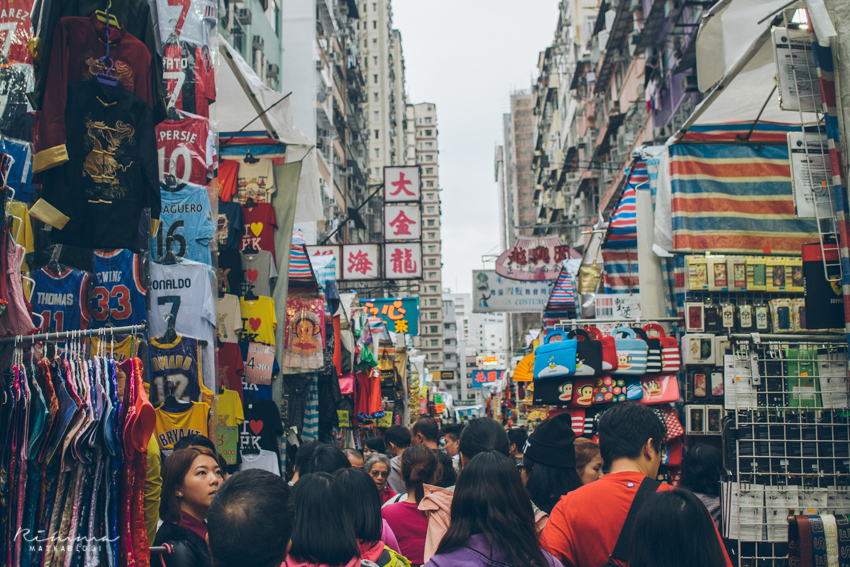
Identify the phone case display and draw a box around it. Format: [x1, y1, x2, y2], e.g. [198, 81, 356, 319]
[708, 257, 729, 290]
[154, 181, 215, 264]
[91, 249, 148, 328]
[37, 79, 161, 252]
[687, 255, 709, 290]
[766, 257, 787, 292]
[746, 256, 767, 290]
[727, 256, 748, 291]
[685, 302, 705, 332]
[683, 334, 715, 365]
[156, 112, 216, 185]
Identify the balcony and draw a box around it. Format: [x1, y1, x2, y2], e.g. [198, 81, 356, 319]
[594, 1, 633, 95]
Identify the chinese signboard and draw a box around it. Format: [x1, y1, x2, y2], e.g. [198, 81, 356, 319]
[471, 369, 506, 388]
[341, 244, 380, 280]
[476, 356, 499, 367]
[384, 166, 421, 203]
[362, 297, 420, 335]
[385, 243, 422, 279]
[305, 245, 341, 280]
[495, 236, 580, 281]
[472, 270, 554, 313]
[385, 204, 421, 240]
[594, 294, 641, 320]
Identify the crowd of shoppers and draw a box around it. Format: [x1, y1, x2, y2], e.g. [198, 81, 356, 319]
[151, 403, 731, 567]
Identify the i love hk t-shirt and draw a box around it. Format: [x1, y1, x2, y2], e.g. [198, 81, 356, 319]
[240, 202, 277, 261]
[238, 297, 276, 345]
[239, 399, 282, 452]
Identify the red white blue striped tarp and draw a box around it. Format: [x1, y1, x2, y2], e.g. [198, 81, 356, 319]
[678, 122, 801, 144]
[602, 249, 639, 294]
[546, 268, 576, 311]
[604, 161, 647, 250]
[289, 244, 315, 281]
[670, 144, 819, 254]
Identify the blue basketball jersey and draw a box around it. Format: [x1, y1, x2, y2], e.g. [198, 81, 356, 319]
[153, 182, 215, 265]
[148, 336, 203, 407]
[32, 268, 91, 332]
[91, 249, 148, 328]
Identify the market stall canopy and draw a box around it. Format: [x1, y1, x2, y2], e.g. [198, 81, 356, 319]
[675, 0, 811, 139]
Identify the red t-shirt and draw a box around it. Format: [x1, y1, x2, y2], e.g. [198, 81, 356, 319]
[218, 159, 239, 201]
[240, 202, 278, 261]
[540, 471, 733, 567]
[381, 501, 428, 566]
[155, 114, 213, 186]
[217, 342, 245, 403]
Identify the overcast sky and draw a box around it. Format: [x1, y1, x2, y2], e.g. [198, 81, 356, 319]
[392, 0, 560, 296]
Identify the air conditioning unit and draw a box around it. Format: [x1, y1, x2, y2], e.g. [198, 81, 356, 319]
[332, 52, 341, 65]
[598, 30, 610, 49]
[266, 63, 279, 80]
[653, 125, 671, 140]
[333, 155, 344, 166]
[315, 59, 324, 70]
[608, 99, 620, 115]
[252, 35, 264, 50]
[617, 131, 628, 154]
[681, 75, 699, 93]
[630, 0, 642, 11]
[234, 7, 251, 24]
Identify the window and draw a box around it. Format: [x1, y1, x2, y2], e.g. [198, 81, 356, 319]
[430, 326, 438, 333]
[428, 258, 437, 266]
[426, 167, 434, 174]
[427, 219, 435, 227]
[427, 193, 435, 200]
[429, 285, 437, 292]
[426, 206, 434, 214]
[429, 299, 437, 306]
[374, 129, 379, 139]
[430, 312, 438, 320]
[373, 92, 378, 101]
[374, 148, 379, 158]
[372, 38, 377, 45]
[428, 271, 436, 279]
[374, 111, 379, 119]
[373, 56, 378, 64]
[372, 20, 377, 29]
[426, 155, 433, 161]
[364, 39, 367, 48]
[373, 74, 378, 83]
[426, 181, 434, 187]
[356, 21, 359, 29]
[586, 17, 596, 37]
[426, 142, 433, 148]
[430, 339, 439, 347]
[427, 232, 435, 239]
[428, 246, 436, 253]
[425, 117, 432, 124]
[425, 129, 432, 136]
[372, 2, 376, 9]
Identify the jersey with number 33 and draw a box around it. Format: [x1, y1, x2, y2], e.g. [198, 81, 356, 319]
[91, 249, 147, 329]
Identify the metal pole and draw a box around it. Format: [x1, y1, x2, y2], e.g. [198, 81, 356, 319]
[0, 323, 148, 344]
[320, 184, 385, 245]
[729, 333, 846, 343]
[555, 316, 684, 327]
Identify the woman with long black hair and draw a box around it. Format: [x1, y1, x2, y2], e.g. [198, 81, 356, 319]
[425, 451, 562, 567]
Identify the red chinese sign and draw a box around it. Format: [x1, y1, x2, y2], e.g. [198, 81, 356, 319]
[495, 236, 580, 281]
[385, 204, 421, 240]
[385, 243, 421, 279]
[340, 244, 380, 280]
[384, 166, 421, 203]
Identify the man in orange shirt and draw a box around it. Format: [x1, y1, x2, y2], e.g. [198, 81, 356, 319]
[540, 403, 733, 567]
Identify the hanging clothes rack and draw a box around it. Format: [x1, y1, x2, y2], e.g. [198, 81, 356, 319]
[0, 322, 147, 344]
[554, 316, 684, 329]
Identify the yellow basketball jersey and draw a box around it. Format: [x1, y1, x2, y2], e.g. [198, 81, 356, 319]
[154, 402, 211, 450]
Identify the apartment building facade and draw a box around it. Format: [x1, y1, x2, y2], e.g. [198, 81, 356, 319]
[218, 0, 287, 89]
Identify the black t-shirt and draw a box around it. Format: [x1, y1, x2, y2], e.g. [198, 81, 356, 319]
[41, 79, 160, 253]
[217, 247, 243, 296]
[216, 201, 243, 249]
[239, 399, 283, 452]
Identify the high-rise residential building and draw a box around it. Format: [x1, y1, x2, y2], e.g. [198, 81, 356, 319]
[279, 0, 368, 244]
[218, 0, 285, 88]
[406, 102, 444, 372]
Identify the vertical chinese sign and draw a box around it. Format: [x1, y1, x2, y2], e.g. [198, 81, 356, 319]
[341, 244, 380, 280]
[383, 166, 422, 281]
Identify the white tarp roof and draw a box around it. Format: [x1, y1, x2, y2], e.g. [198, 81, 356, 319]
[674, 0, 809, 138]
[213, 36, 323, 222]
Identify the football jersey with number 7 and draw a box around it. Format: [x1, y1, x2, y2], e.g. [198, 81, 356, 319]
[149, 259, 215, 347]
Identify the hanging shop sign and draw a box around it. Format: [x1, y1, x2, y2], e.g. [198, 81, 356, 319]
[787, 132, 831, 219]
[594, 294, 641, 319]
[476, 356, 499, 367]
[384, 166, 421, 203]
[341, 244, 380, 280]
[385, 204, 421, 240]
[306, 245, 342, 280]
[471, 369, 506, 388]
[495, 236, 580, 281]
[362, 297, 420, 335]
[472, 270, 554, 313]
[385, 243, 422, 279]
[244, 342, 275, 385]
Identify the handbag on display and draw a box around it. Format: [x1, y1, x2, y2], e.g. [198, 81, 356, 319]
[577, 246, 603, 293]
[626, 377, 644, 401]
[633, 328, 663, 374]
[533, 329, 578, 379]
[571, 378, 596, 407]
[612, 327, 648, 375]
[568, 329, 603, 377]
[638, 374, 680, 404]
[585, 326, 618, 371]
[338, 372, 355, 395]
[532, 375, 574, 405]
[643, 323, 681, 372]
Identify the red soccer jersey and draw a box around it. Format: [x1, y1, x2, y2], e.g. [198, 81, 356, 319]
[163, 39, 215, 118]
[240, 202, 278, 261]
[217, 159, 239, 201]
[155, 113, 214, 186]
[0, 0, 34, 65]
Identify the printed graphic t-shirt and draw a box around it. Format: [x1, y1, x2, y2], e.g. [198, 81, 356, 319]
[239, 398, 282, 452]
[240, 202, 277, 260]
[216, 201, 243, 249]
[217, 248, 243, 296]
[238, 297, 276, 345]
[216, 293, 242, 343]
[240, 250, 277, 298]
[217, 159, 239, 201]
[217, 342, 245, 402]
[215, 389, 244, 427]
[234, 159, 275, 204]
[154, 181, 215, 265]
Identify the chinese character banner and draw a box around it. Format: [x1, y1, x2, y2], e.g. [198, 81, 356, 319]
[471, 369, 506, 388]
[384, 166, 421, 203]
[385, 243, 422, 279]
[472, 270, 554, 313]
[385, 204, 421, 240]
[495, 236, 581, 281]
[362, 297, 420, 335]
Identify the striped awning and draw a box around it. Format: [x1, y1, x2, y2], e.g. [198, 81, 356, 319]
[546, 267, 576, 311]
[670, 144, 818, 254]
[604, 160, 647, 250]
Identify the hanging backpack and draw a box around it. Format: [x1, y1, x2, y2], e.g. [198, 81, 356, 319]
[533, 329, 578, 379]
[584, 326, 618, 371]
[633, 328, 663, 374]
[612, 327, 648, 376]
[568, 328, 603, 377]
[643, 323, 681, 373]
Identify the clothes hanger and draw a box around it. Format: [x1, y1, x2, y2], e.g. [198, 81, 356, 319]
[167, 106, 181, 121]
[243, 150, 259, 164]
[156, 312, 178, 344]
[95, 0, 121, 29]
